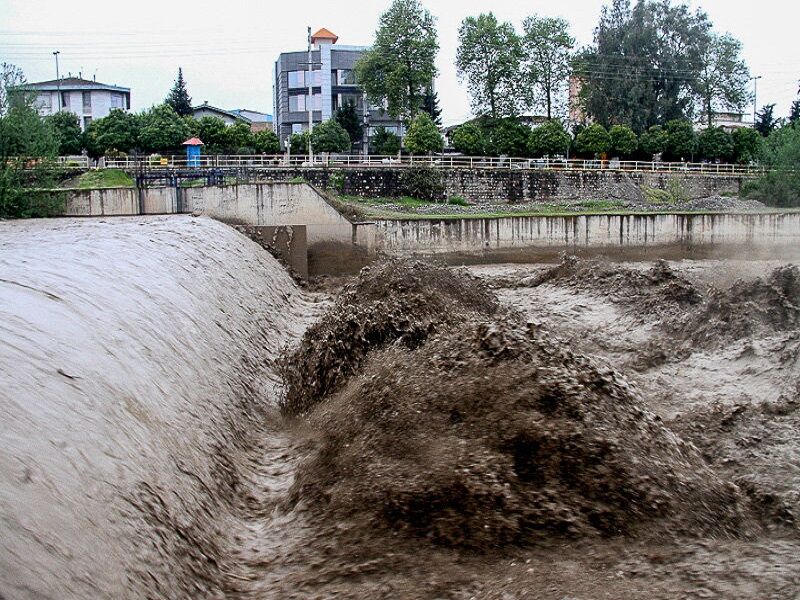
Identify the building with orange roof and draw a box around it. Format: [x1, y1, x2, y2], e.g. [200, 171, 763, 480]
[273, 27, 403, 153]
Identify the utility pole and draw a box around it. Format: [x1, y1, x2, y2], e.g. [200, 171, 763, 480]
[53, 50, 61, 111]
[750, 75, 762, 125]
[307, 26, 314, 165]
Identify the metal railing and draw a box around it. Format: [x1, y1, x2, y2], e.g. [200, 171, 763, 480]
[97, 153, 764, 175]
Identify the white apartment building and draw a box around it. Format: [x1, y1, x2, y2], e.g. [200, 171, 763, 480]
[24, 76, 131, 131]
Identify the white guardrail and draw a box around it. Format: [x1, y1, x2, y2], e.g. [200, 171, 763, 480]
[93, 154, 763, 175]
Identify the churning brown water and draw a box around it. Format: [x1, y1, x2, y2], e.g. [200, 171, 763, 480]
[2, 217, 799, 599]
[0, 216, 317, 599]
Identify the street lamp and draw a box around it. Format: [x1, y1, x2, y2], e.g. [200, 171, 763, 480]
[750, 75, 762, 125]
[53, 50, 61, 111]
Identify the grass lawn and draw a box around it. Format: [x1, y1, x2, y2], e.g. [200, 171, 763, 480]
[73, 169, 134, 189]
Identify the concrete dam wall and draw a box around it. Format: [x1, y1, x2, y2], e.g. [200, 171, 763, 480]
[370, 212, 800, 260]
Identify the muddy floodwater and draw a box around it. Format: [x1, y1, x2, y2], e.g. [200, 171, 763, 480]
[1, 215, 799, 599]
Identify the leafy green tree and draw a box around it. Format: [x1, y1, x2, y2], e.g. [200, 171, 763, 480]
[0, 63, 61, 218]
[372, 126, 401, 155]
[576, 0, 711, 132]
[165, 67, 192, 117]
[743, 125, 800, 206]
[609, 124, 638, 157]
[639, 125, 669, 157]
[731, 127, 762, 164]
[487, 118, 530, 156]
[0, 62, 26, 116]
[521, 16, 575, 119]
[289, 131, 310, 155]
[192, 116, 227, 151]
[138, 104, 191, 153]
[46, 111, 83, 155]
[697, 127, 733, 161]
[456, 12, 522, 118]
[575, 123, 611, 156]
[664, 119, 696, 161]
[334, 100, 362, 149]
[754, 104, 779, 137]
[528, 119, 570, 157]
[403, 112, 443, 154]
[311, 119, 351, 153]
[83, 108, 140, 157]
[355, 0, 438, 120]
[223, 122, 254, 152]
[252, 129, 280, 154]
[451, 122, 487, 155]
[422, 87, 442, 126]
[694, 33, 751, 128]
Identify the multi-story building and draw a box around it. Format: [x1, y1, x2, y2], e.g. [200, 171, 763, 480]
[23, 76, 130, 131]
[273, 28, 403, 152]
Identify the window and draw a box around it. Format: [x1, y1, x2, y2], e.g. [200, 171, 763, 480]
[288, 69, 321, 88]
[291, 123, 307, 134]
[337, 69, 356, 85]
[309, 94, 322, 111]
[83, 116, 92, 129]
[288, 95, 305, 112]
[82, 91, 91, 113]
[36, 93, 52, 112]
[60, 91, 69, 109]
[110, 93, 123, 109]
[338, 93, 363, 110]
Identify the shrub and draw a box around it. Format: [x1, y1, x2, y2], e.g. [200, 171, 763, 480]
[697, 127, 734, 162]
[289, 131, 309, 155]
[372, 127, 401, 155]
[639, 125, 668, 157]
[398, 166, 445, 201]
[575, 123, 611, 156]
[642, 179, 689, 204]
[404, 113, 444, 155]
[664, 119, 696, 161]
[528, 119, 570, 158]
[732, 127, 762, 164]
[451, 123, 487, 156]
[328, 171, 345, 193]
[311, 119, 351, 153]
[609, 124, 638, 158]
[487, 118, 530, 157]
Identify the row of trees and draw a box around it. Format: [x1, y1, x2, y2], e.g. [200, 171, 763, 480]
[450, 117, 763, 163]
[456, 13, 574, 119]
[45, 106, 282, 157]
[451, 1, 753, 130]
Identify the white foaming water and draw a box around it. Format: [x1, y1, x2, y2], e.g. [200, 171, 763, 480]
[0, 216, 314, 599]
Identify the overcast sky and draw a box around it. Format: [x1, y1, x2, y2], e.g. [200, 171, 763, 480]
[1, 0, 798, 125]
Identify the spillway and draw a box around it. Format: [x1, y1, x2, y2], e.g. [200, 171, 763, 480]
[0, 215, 313, 599]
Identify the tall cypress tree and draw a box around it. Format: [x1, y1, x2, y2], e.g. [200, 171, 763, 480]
[422, 86, 442, 126]
[166, 68, 192, 117]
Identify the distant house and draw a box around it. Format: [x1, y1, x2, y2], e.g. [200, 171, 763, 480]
[230, 109, 273, 132]
[191, 102, 273, 132]
[21, 76, 130, 131]
[697, 111, 753, 133]
[191, 102, 249, 126]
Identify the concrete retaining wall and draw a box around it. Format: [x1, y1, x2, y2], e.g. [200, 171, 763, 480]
[369, 212, 800, 260]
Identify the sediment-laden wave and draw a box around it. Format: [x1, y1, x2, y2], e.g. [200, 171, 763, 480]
[0, 216, 312, 599]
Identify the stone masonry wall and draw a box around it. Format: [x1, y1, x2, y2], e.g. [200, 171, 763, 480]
[249, 167, 746, 204]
